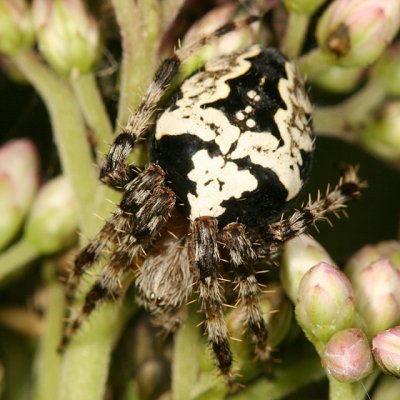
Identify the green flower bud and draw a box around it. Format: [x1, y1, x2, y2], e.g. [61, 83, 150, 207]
[281, 235, 336, 302]
[0, 0, 35, 55]
[284, 0, 325, 15]
[360, 101, 400, 162]
[351, 259, 400, 337]
[24, 176, 78, 254]
[322, 328, 373, 382]
[373, 326, 400, 377]
[0, 139, 39, 250]
[32, 0, 101, 76]
[295, 262, 355, 344]
[317, 0, 400, 67]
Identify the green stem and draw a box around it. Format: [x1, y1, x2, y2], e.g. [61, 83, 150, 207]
[0, 239, 38, 284]
[59, 303, 130, 400]
[282, 13, 310, 59]
[230, 346, 324, 400]
[299, 48, 330, 79]
[111, 0, 161, 128]
[33, 263, 65, 400]
[70, 72, 114, 157]
[328, 370, 379, 400]
[372, 375, 400, 400]
[172, 308, 201, 400]
[11, 50, 98, 237]
[314, 79, 386, 140]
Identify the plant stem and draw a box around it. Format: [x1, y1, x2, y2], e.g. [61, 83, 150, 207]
[11, 50, 98, 237]
[59, 302, 131, 400]
[33, 263, 65, 400]
[111, 0, 161, 128]
[172, 308, 201, 400]
[314, 79, 386, 140]
[299, 48, 330, 79]
[282, 13, 310, 59]
[0, 238, 38, 284]
[70, 72, 114, 157]
[230, 346, 325, 400]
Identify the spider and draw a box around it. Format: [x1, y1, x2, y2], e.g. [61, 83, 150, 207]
[59, 14, 363, 388]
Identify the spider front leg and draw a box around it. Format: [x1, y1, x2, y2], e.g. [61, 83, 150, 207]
[190, 217, 235, 388]
[60, 164, 176, 351]
[258, 166, 365, 260]
[222, 223, 270, 360]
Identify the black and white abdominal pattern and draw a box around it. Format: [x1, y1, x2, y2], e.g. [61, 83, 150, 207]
[60, 15, 363, 389]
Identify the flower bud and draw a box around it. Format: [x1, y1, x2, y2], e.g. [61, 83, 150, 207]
[295, 262, 355, 344]
[284, 0, 324, 15]
[24, 175, 78, 254]
[360, 101, 400, 162]
[32, 0, 101, 76]
[351, 259, 400, 337]
[0, 139, 39, 250]
[317, 0, 400, 67]
[0, 0, 35, 55]
[281, 235, 336, 302]
[372, 326, 400, 377]
[322, 328, 373, 382]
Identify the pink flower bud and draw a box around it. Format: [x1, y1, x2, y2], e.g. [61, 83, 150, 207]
[0, 0, 35, 55]
[352, 259, 400, 337]
[317, 0, 400, 67]
[372, 326, 400, 377]
[281, 235, 336, 302]
[32, 0, 101, 75]
[296, 262, 355, 343]
[322, 328, 373, 382]
[0, 139, 39, 250]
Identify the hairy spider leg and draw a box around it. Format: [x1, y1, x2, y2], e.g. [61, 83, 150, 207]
[222, 223, 270, 360]
[258, 166, 365, 260]
[60, 165, 175, 351]
[190, 217, 236, 388]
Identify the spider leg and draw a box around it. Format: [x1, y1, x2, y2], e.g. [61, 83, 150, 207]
[60, 164, 176, 351]
[222, 223, 270, 360]
[100, 15, 260, 189]
[190, 217, 235, 388]
[258, 165, 364, 260]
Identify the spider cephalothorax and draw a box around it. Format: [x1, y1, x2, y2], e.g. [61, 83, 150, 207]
[60, 15, 363, 388]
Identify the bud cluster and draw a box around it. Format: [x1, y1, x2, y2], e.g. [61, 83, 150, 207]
[282, 237, 400, 383]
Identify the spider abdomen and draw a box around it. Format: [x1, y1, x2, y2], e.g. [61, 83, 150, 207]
[152, 44, 314, 227]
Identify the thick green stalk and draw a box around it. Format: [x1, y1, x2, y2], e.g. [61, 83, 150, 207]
[70, 72, 114, 156]
[230, 347, 324, 400]
[282, 13, 310, 59]
[299, 48, 330, 78]
[111, 0, 161, 128]
[0, 239, 38, 284]
[33, 264, 65, 400]
[11, 50, 98, 237]
[313, 79, 386, 140]
[172, 309, 201, 400]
